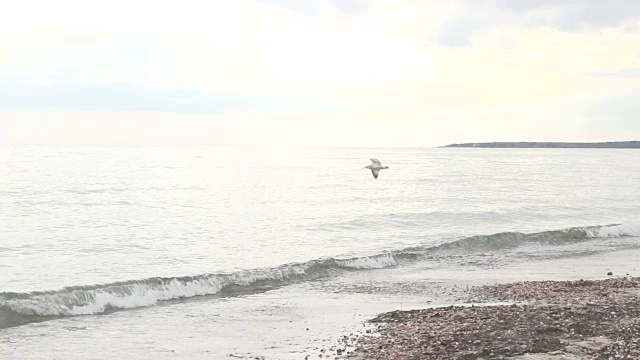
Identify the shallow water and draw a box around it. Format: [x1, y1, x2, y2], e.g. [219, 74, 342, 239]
[1, 146, 639, 358]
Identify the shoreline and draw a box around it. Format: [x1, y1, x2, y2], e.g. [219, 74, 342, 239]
[335, 277, 640, 359]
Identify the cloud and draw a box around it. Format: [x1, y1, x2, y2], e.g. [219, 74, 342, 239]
[258, 0, 318, 16]
[586, 92, 640, 131]
[435, 15, 495, 47]
[332, 0, 369, 15]
[0, 82, 256, 113]
[1, 0, 640, 146]
[587, 68, 640, 78]
[435, 0, 640, 48]
[0, 36, 259, 113]
[260, 0, 368, 16]
[495, 0, 640, 30]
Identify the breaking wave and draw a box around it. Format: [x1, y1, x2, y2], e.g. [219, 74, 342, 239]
[1, 223, 637, 329]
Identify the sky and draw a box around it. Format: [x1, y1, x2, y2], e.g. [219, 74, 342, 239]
[1, 0, 639, 147]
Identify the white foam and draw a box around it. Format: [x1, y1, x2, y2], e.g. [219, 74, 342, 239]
[4, 265, 318, 316]
[3, 256, 400, 317]
[335, 254, 397, 269]
[597, 223, 640, 238]
[6, 278, 227, 316]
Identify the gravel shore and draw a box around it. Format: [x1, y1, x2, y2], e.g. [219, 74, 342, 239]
[341, 277, 640, 359]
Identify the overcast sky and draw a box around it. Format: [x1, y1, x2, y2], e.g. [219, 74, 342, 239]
[1, 0, 639, 146]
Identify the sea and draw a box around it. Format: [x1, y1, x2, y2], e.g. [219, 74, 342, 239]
[1, 145, 639, 359]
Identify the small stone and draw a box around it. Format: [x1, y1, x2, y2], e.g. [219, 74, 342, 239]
[607, 271, 613, 276]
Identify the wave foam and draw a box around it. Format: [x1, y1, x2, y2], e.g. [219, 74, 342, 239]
[1, 222, 637, 328]
[0, 255, 398, 327]
[596, 223, 640, 238]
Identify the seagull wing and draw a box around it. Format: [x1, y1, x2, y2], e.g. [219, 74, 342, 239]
[371, 168, 379, 179]
[370, 158, 381, 166]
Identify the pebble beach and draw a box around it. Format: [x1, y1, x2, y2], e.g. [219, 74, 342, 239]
[342, 277, 640, 359]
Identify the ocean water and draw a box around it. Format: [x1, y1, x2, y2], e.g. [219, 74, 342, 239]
[1, 146, 640, 359]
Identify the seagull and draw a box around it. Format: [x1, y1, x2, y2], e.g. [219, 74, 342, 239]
[364, 158, 389, 179]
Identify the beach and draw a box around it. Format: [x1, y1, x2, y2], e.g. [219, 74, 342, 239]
[346, 277, 640, 359]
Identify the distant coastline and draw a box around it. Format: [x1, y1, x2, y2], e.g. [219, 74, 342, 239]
[441, 141, 640, 148]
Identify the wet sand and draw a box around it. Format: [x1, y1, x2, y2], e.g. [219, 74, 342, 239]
[340, 277, 640, 359]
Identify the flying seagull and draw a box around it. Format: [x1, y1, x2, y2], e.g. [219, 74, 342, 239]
[364, 158, 389, 179]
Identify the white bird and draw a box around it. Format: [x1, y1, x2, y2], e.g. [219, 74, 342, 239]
[364, 158, 389, 179]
